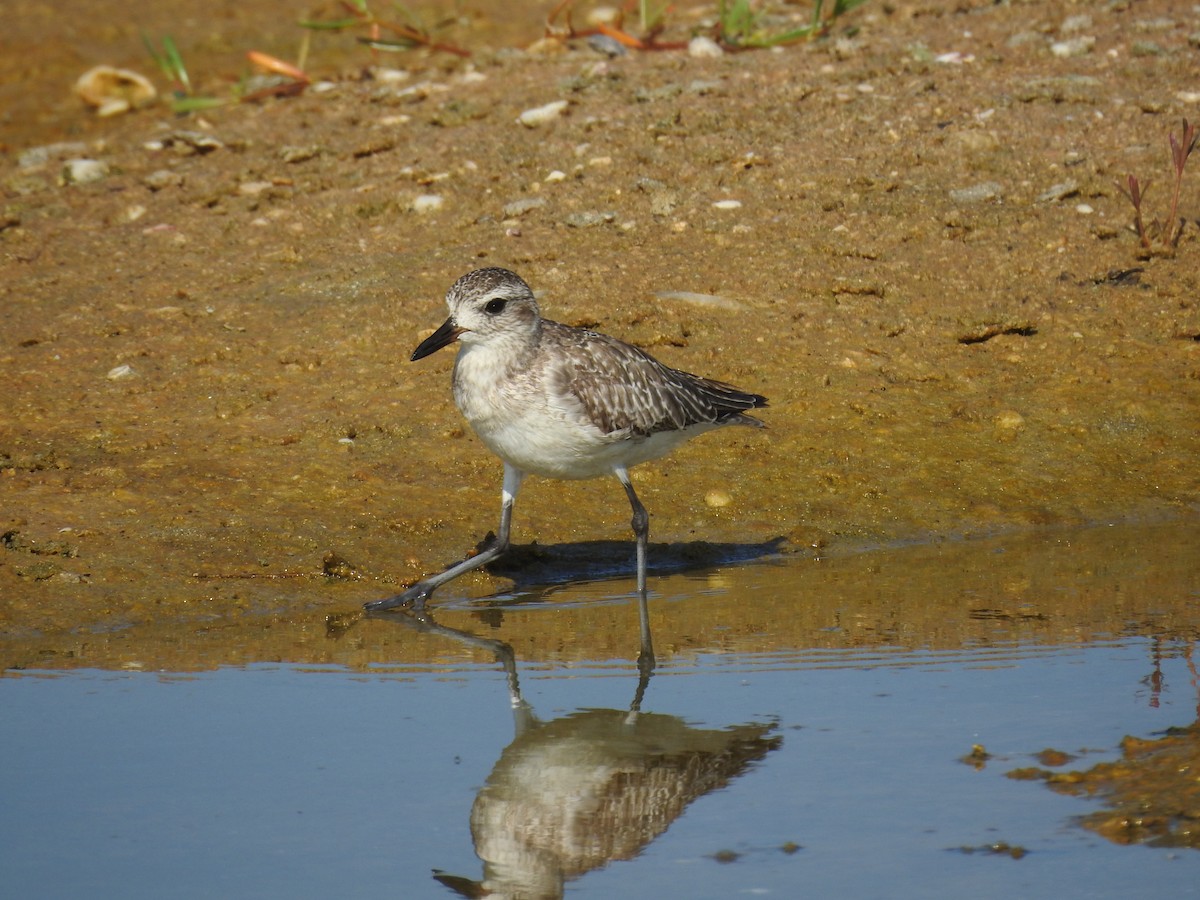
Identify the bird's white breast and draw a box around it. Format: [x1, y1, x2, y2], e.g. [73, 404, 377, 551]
[451, 338, 659, 479]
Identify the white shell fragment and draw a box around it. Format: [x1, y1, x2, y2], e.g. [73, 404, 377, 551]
[688, 36, 724, 58]
[517, 100, 568, 128]
[411, 194, 445, 213]
[654, 290, 747, 311]
[1050, 36, 1095, 58]
[74, 66, 157, 117]
[60, 159, 110, 185]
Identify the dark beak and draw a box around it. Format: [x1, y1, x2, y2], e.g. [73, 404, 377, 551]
[411, 317, 463, 361]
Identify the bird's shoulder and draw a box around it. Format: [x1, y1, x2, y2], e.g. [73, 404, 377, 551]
[539, 319, 655, 372]
[537, 319, 757, 436]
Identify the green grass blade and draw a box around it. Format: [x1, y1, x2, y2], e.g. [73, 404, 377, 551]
[169, 95, 228, 114]
[298, 17, 363, 30]
[161, 35, 191, 92]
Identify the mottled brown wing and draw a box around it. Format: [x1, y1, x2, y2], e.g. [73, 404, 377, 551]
[543, 322, 767, 437]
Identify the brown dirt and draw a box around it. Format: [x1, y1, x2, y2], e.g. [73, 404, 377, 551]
[1011, 714, 1200, 850]
[3, 0, 1200, 665]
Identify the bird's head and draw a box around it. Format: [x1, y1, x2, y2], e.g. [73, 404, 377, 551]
[411, 268, 541, 361]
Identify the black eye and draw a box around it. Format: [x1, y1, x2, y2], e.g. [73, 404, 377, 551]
[484, 298, 507, 315]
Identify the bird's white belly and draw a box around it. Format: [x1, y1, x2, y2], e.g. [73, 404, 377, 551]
[473, 406, 712, 479]
[464, 401, 611, 479]
[452, 340, 713, 479]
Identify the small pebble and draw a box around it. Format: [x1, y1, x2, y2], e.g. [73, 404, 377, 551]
[1036, 180, 1079, 202]
[994, 410, 1025, 442]
[525, 37, 567, 56]
[688, 36, 724, 59]
[585, 5, 620, 26]
[712, 199, 742, 210]
[373, 67, 411, 84]
[705, 489, 732, 509]
[502, 197, 546, 218]
[518, 100, 568, 128]
[60, 159, 109, 185]
[949, 182, 1002, 204]
[19, 142, 87, 169]
[564, 210, 615, 228]
[655, 290, 745, 311]
[279, 145, 321, 164]
[1135, 17, 1176, 32]
[163, 131, 224, 155]
[411, 194, 444, 213]
[1050, 36, 1095, 58]
[143, 169, 182, 191]
[587, 34, 626, 57]
[107, 364, 136, 380]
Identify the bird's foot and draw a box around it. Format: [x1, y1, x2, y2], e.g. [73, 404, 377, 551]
[637, 648, 656, 679]
[364, 583, 432, 613]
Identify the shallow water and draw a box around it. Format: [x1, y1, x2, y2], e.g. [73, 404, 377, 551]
[4, 523, 1199, 899]
[4, 642, 1196, 898]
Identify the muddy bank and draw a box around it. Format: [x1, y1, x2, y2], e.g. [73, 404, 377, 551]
[2, 0, 1199, 642]
[2, 520, 1197, 671]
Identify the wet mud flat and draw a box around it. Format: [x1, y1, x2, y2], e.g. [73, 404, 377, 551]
[2, 0, 1199, 642]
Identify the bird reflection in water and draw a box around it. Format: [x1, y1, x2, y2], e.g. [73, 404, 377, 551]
[368, 596, 781, 899]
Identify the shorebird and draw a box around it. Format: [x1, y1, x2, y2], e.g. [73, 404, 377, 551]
[365, 267, 767, 611]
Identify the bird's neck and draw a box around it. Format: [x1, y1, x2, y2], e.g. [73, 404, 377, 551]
[454, 325, 542, 386]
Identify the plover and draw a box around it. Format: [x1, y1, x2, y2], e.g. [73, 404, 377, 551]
[365, 267, 767, 611]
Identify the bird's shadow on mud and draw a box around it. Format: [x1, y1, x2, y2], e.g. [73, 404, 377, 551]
[471, 534, 789, 605]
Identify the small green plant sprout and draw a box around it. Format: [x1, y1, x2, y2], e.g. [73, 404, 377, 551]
[299, 1, 469, 58]
[1116, 117, 1198, 253]
[635, 0, 672, 35]
[1115, 173, 1150, 248]
[142, 33, 230, 113]
[141, 33, 190, 94]
[716, 0, 870, 49]
[1166, 118, 1198, 244]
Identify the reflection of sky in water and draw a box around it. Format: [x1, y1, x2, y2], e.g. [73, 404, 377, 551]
[4, 637, 1198, 899]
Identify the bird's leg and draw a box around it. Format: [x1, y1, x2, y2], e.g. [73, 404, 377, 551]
[616, 466, 649, 595]
[616, 467, 655, 691]
[632, 586, 656, 708]
[365, 464, 524, 612]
